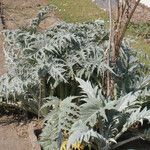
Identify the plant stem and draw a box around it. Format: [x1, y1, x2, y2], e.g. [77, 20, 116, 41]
[38, 80, 42, 120]
[105, 0, 113, 97]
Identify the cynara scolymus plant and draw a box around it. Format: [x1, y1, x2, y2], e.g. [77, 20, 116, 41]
[0, 6, 111, 114]
[40, 77, 150, 150]
[113, 41, 150, 98]
[0, 5, 150, 150]
[40, 96, 80, 149]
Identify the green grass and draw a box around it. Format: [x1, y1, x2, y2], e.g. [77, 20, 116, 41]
[49, 0, 108, 23]
[126, 23, 150, 65]
[127, 22, 150, 38]
[133, 39, 150, 55]
[132, 38, 150, 65]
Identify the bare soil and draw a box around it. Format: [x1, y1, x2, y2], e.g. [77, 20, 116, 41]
[0, 116, 31, 150]
[0, 114, 43, 150]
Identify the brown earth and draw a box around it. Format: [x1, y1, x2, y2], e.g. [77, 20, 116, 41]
[0, 115, 42, 150]
[130, 1, 150, 23]
[0, 116, 31, 150]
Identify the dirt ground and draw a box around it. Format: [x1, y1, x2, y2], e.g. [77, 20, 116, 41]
[0, 0, 58, 149]
[0, 116, 31, 150]
[0, 114, 43, 150]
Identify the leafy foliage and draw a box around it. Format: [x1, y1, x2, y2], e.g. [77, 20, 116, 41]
[40, 77, 150, 150]
[0, 6, 150, 150]
[40, 96, 79, 150]
[113, 41, 150, 97]
[68, 79, 150, 149]
[128, 22, 150, 39]
[0, 6, 109, 114]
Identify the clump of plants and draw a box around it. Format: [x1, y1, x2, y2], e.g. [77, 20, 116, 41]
[0, 5, 150, 150]
[39, 45, 150, 150]
[40, 77, 150, 150]
[0, 6, 109, 114]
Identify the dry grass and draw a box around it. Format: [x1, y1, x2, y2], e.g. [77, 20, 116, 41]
[49, 0, 108, 23]
[132, 38, 150, 65]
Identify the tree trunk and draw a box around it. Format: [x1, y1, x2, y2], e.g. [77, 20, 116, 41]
[105, 0, 141, 97]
